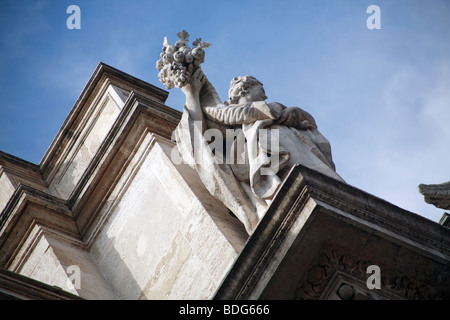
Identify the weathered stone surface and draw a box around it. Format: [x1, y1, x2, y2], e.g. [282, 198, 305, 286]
[88, 137, 247, 299]
[0, 267, 81, 300]
[0, 184, 116, 299]
[41, 63, 168, 201]
[214, 164, 450, 300]
[0, 152, 47, 213]
[1, 63, 247, 299]
[418, 181, 450, 210]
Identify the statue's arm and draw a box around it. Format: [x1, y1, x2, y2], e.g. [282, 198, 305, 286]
[181, 69, 206, 122]
[203, 101, 282, 125]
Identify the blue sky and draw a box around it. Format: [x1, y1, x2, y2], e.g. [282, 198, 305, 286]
[1, 0, 449, 223]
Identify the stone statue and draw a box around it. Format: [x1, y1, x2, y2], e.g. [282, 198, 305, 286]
[157, 31, 344, 234]
[418, 181, 450, 210]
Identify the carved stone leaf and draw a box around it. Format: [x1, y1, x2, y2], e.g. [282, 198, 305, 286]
[192, 38, 202, 47]
[199, 42, 211, 49]
[177, 30, 190, 41]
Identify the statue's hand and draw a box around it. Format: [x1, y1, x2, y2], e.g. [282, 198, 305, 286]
[277, 107, 315, 130]
[181, 68, 206, 97]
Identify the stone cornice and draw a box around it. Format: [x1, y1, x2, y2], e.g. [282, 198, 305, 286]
[0, 151, 41, 172]
[302, 170, 450, 259]
[39, 62, 169, 178]
[0, 183, 80, 267]
[0, 267, 81, 300]
[65, 92, 181, 234]
[0, 91, 182, 261]
[0, 151, 47, 190]
[0, 183, 72, 232]
[214, 165, 312, 299]
[214, 164, 450, 300]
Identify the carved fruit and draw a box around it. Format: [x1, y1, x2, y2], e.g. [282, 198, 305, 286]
[166, 45, 176, 53]
[175, 40, 186, 48]
[179, 46, 190, 54]
[174, 51, 185, 62]
[185, 53, 194, 63]
[156, 59, 164, 71]
[162, 52, 174, 64]
[191, 47, 205, 60]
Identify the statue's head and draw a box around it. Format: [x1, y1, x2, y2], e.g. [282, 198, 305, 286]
[226, 75, 268, 105]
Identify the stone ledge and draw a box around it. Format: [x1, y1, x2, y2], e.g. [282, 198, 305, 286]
[214, 164, 450, 300]
[0, 183, 79, 267]
[40, 62, 169, 184]
[66, 91, 181, 239]
[0, 267, 81, 300]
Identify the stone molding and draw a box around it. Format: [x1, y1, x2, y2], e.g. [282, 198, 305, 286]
[0, 152, 45, 189]
[214, 164, 450, 300]
[0, 90, 182, 261]
[0, 267, 81, 300]
[214, 165, 312, 299]
[295, 243, 445, 300]
[0, 183, 78, 268]
[67, 91, 181, 242]
[40, 62, 169, 188]
[0, 65, 183, 299]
